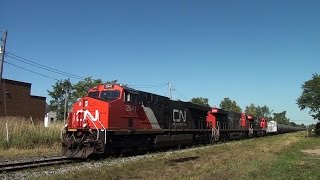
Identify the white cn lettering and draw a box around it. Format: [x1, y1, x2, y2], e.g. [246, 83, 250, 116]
[76, 110, 99, 122]
[173, 109, 187, 123]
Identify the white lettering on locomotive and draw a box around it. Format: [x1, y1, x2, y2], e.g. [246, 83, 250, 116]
[76, 109, 99, 122]
[173, 109, 187, 123]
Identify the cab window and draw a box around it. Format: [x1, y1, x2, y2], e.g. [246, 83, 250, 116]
[124, 91, 138, 103]
[88, 91, 99, 99]
[100, 90, 120, 102]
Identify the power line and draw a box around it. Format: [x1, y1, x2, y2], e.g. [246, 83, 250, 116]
[6, 52, 85, 80]
[290, 119, 317, 122]
[172, 84, 190, 101]
[146, 85, 168, 95]
[6, 54, 82, 80]
[6, 52, 84, 79]
[4, 61, 60, 81]
[128, 82, 168, 88]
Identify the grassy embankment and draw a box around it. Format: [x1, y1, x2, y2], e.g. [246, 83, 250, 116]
[42, 131, 320, 180]
[0, 117, 63, 159]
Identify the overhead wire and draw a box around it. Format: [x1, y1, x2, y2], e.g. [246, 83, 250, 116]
[6, 52, 85, 80]
[171, 84, 190, 101]
[4, 60, 60, 81]
[290, 119, 317, 122]
[128, 82, 168, 88]
[147, 85, 168, 96]
[5, 52, 171, 89]
[4, 52, 173, 90]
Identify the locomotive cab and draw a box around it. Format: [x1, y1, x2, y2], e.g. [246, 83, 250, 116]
[66, 84, 150, 131]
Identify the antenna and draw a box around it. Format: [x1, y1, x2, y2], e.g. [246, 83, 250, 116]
[167, 82, 175, 100]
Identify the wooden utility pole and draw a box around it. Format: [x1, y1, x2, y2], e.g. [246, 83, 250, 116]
[64, 89, 68, 124]
[0, 30, 8, 80]
[63, 80, 70, 124]
[1, 31, 8, 116]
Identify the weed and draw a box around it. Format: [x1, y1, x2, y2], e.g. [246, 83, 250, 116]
[0, 117, 63, 158]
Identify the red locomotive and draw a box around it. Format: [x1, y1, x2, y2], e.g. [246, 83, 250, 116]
[62, 83, 268, 158]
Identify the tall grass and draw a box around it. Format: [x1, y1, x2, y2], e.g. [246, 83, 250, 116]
[0, 117, 63, 149]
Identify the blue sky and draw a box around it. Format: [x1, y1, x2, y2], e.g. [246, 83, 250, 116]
[2, 0, 319, 125]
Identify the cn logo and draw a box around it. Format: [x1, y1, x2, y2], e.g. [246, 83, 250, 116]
[76, 110, 99, 122]
[173, 109, 187, 123]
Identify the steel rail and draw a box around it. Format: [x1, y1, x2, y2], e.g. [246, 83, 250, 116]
[0, 157, 81, 172]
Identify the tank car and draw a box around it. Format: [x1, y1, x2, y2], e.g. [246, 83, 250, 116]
[267, 120, 304, 134]
[277, 123, 303, 133]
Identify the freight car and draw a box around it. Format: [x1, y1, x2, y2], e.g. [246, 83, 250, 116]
[266, 120, 303, 134]
[62, 83, 294, 158]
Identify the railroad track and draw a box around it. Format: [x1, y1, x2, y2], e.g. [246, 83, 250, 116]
[0, 157, 81, 172]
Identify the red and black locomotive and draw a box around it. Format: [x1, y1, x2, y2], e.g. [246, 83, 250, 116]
[62, 83, 268, 158]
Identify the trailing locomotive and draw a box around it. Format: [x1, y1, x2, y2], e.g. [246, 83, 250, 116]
[62, 83, 297, 158]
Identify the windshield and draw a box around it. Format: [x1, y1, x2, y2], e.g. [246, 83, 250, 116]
[88, 91, 99, 99]
[100, 90, 120, 102]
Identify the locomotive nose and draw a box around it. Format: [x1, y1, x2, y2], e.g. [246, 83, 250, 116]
[67, 97, 108, 130]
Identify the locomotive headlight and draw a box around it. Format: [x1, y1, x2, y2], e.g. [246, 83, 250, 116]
[82, 123, 88, 128]
[84, 100, 88, 107]
[64, 124, 68, 130]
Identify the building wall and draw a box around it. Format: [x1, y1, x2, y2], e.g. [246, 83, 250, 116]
[30, 95, 46, 121]
[0, 79, 46, 122]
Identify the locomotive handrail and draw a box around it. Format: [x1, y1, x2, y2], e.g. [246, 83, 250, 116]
[210, 121, 220, 142]
[96, 120, 107, 144]
[249, 124, 253, 135]
[87, 117, 100, 141]
[73, 112, 100, 141]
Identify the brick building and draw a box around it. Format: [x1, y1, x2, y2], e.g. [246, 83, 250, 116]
[0, 78, 46, 122]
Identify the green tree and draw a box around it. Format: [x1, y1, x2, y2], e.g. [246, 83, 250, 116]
[48, 77, 112, 121]
[297, 73, 320, 120]
[219, 97, 242, 113]
[290, 122, 297, 127]
[256, 105, 272, 119]
[70, 77, 102, 103]
[245, 103, 257, 116]
[308, 123, 315, 130]
[245, 104, 272, 119]
[273, 111, 290, 125]
[191, 97, 210, 107]
[300, 123, 306, 128]
[47, 79, 72, 121]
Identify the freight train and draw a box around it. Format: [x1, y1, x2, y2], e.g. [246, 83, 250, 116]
[62, 83, 302, 158]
